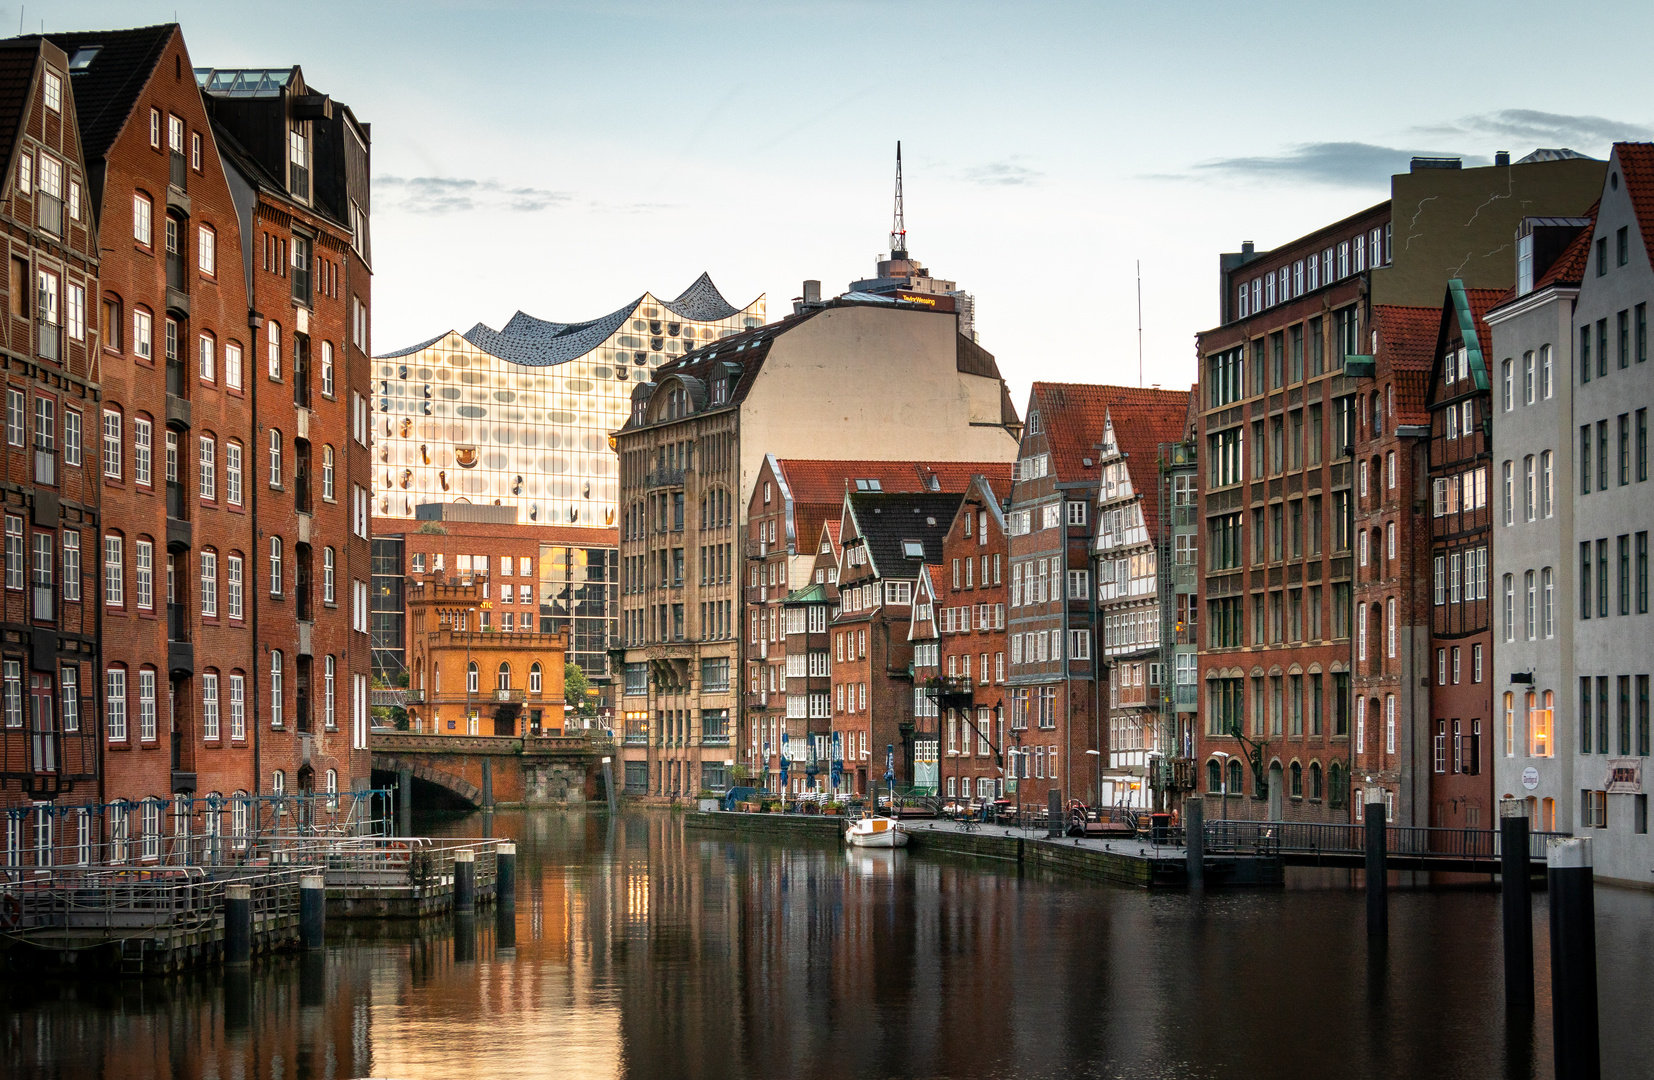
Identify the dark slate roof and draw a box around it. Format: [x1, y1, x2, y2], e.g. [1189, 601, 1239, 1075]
[39, 24, 173, 161]
[847, 491, 966, 578]
[620, 308, 820, 430]
[0, 42, 39, 167]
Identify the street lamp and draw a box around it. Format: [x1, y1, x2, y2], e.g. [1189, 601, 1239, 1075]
[1085, 748, 1101, 807]
[1212, 750, 1232, 823]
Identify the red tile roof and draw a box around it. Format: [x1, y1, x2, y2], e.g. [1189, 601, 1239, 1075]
[1373, 305, 1441, 424]
[1394, 370, 1432, 425]
[1615, 144, 1654, 272]
[1030, 383, 1190, 484]
[1462, 288, 1507, 359]
[777, 458, 1013, 550]
[1107, 398, 1194, 530]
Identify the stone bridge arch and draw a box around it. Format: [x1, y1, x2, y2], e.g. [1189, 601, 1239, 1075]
[373, 754, 483, 809]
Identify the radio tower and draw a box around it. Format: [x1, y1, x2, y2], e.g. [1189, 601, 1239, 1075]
[890, 141, 908, 260]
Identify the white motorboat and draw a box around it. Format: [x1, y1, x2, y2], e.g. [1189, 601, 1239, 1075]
[845, 814, 908, 848]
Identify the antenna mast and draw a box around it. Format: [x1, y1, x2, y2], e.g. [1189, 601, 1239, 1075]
[1137, 260, 1144, 387]
[890, 141, 908, 260]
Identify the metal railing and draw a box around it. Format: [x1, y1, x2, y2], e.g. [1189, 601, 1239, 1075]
[1204, 820, 1570, 861]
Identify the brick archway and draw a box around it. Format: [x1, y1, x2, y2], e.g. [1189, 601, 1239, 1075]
[373, 754, 483, 808]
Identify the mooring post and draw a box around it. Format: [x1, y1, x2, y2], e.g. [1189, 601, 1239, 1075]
[1047, 788, 1062, 839]
[1548, 837, 1600, 1080]
[1184, 797, 1205, 887]
[602, 756, 619, 817]
[496, 841, 516, 910]
[299, 873, 326, 951]
[224, 882, 252, 966]
[496, 840, 518, 951]
[1500, 799, 1533, 1009]
[399, 766, 414, 836]
[454, 847, 476, 913]
[1364, 789, 1387, 938]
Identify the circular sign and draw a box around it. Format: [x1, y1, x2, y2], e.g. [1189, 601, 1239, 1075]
[1522, 767, 1540, 791]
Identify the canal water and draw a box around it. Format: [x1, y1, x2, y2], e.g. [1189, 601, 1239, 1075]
[5, 809, 1653, 1080]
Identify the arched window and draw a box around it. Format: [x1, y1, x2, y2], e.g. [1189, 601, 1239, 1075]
[132, 191, 153, 246]
[467, 661, 478, 693]
[432, 663, 439, 693]
[1290, 761, 1303, 798]
[529, 662, 542, 694]
[325, 767, 338, 812]
[1227, 758, 1244, 795]
[141, 797, 161, 860]
[269, 536, 283, 595]
[323, 546, 335, 603]
[322, 444, 335, 499]
[1207, 758, 1222, 793]
[1328, 762, 1343, 807]
[269, 428, 282, 486]
[272, 769, 286, 796]
[496, 662, 511, 691]
[1309, 762, 1323, 801]
[321, 340, 335, 397]
[198, 330, 216, 383]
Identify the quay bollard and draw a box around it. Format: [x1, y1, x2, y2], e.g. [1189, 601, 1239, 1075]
[224, 882, 252, 966]
[454, 848, 476, 913]
[399, 766, 414, 837]
[300, 873, 326, 951]
[1548, 837, 1601, 1080]
[1184, 798, 1205, 888]
[1047, 789, 1062, 839]
[1500, 800, 1534, 1009]
[496, 841, 517, 911]
[1364, 794, 1387, 938]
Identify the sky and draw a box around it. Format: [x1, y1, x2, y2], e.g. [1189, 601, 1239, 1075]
[22, 0, 1654, 408]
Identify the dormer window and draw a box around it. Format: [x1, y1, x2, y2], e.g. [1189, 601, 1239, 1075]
[711, 378, 727, 405]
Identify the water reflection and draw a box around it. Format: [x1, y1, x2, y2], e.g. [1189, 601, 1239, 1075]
[5, 810, 1654, 1080]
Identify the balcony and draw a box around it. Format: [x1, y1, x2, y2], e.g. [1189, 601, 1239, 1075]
[923, 675, 974, 709]
[36, 192, 61, 236]
[165, 393, 191, 430]
[37, 322, 59, 364]
[167, 603, 194, 674]
[645, 467, 685, 489]
[494, 688, 526, 703]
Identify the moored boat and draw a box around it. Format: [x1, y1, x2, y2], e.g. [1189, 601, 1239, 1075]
[845, 814, 908, 848]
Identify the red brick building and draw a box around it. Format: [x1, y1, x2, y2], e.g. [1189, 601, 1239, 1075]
[199, 63, 375, 805]
[0, 39, 101, 814]
[1008, 384, 1169, 811]
[372, 508, 619, 721]
[743, 455, 1010, 791]
[829, 490, 961, 797]
[935, 475, 1009, 805]
[1422, 283, 1501, 829]
[1348, 305, 1436, 822]
[49, 25, 260, 819]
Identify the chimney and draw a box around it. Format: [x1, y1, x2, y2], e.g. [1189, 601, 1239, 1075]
[1241, 241, 1255, 257]
[802, 280, 821, 304]
[1495, 151, 1511, 167]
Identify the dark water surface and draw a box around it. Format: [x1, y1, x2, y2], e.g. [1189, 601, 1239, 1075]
[5, 810, 1653, 1080]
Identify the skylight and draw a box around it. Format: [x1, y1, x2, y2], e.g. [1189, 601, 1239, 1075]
[902, 541, 925, 559]
[68, 47, 100, 71]
[854, 479, 882, 492]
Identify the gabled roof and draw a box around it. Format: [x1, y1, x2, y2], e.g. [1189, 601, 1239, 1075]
[40, 24, 174, 162]
[1615, 144, 1654, 273]
[1431, 281, 1504, 401]
[1105, 398, 1192, 529]
[775, 457, 1013, 551]
[1029, 383, 1189, 483]
[1372, 304, 1440, 425]
[844, 492, 964, 579]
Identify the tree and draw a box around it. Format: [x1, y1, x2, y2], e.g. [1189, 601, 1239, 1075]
[565, 663, 596, 716]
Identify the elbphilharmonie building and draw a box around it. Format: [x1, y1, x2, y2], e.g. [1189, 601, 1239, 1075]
[374, 274, 765, 526]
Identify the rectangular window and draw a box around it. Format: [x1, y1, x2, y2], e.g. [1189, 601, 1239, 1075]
[200, 551, 217, 617]
[226, 343, 243, 391]
[226, 441, 242, 505]
[133, 417, 151, 486]
[2, 516, 19, 591]
[138, 670, 155, 742]
[103, 535, 123, 606]
[62, 531, 79, 601]
[101, 410, 121, 478]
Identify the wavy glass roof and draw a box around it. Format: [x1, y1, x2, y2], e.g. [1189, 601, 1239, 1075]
[379, 272, 755, 366]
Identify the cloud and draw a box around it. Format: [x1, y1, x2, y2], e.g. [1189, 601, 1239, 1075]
[1191, 141, 1488, 186]
[1418, 109, 1654, 149]
[375, 175, 571, 214]
[962, 158, 1042, 186]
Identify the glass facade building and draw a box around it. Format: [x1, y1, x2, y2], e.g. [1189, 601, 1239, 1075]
[373, 275, 763, 527]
